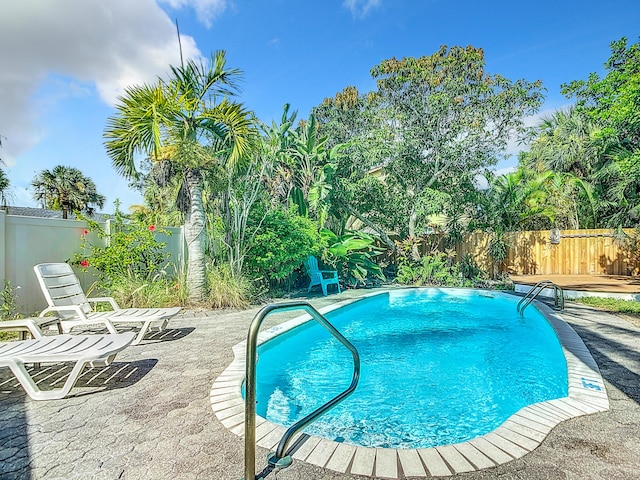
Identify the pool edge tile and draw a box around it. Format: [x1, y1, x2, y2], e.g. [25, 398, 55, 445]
[453, 442, 496, 469]
[325, 442, 357, 474]
[374, 448, 399, 479]
[350, 446, 376, 476]
[435, 444, 474, 474]
[417, 448, 452, 477]
[397, 448, 427, 477]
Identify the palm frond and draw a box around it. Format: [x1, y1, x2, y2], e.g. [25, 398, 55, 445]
[104, 83, 179, 179]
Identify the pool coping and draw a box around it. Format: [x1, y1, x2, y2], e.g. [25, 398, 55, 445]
[210, 290, 610, 478]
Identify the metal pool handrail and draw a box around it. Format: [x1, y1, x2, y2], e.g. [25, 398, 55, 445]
[244, 301, 360, 480]
[517, 280, 565, 315]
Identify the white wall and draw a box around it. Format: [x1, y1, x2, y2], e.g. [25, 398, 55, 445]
[0, 211, 184, 314]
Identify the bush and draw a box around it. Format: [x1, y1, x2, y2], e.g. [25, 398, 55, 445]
[245, 208, 321, 289]
[73, 203, 178, 308]
[74, 205, 173, 286]
[459, 253, 487, 281]
[396, 253, 461, 286]
[321, 229, 385, 287]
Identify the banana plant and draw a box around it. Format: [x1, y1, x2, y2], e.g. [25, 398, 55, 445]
[320, 228, 385, 286]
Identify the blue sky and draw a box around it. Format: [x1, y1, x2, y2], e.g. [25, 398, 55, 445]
[1, 0, 638, 211]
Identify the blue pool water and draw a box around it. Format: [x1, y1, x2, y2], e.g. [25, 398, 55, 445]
[254, 288, 568, 449]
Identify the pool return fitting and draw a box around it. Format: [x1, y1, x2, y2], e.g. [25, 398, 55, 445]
[243, 301, 361, 480]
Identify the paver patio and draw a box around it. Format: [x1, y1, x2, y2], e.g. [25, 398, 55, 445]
[1, 289, 639, 479]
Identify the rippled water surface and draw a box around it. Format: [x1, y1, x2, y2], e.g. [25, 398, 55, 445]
[254, 288, 568, 448]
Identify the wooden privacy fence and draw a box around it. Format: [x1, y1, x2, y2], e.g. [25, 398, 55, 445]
[456, 229, 637, 276]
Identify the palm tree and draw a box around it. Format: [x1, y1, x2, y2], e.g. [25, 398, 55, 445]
[31, 165, 105, 219]
[104, 51, 255, 302]
[593, 145, 640, 227]
[0, 168, 11, 207]
[521, 106, 599, 178]
[484, 170, 554, 231]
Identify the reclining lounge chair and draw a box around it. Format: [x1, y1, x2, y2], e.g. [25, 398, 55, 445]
[34, 263, 181, 345]
[0, 332, 135, 400]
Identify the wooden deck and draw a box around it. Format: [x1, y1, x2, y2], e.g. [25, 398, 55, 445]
[509, 274, 640, 294]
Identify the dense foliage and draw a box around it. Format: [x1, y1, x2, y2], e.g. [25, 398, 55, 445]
[75, 208, 172, 285]
[313, 45, 544, 260]
[243, 207, 321, 289]
[73, 204, 183, 308]
[516, 37, 640, 229]
[97, 38, 640, 305]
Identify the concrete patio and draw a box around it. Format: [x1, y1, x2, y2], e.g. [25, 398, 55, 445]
[1, 289, 639, 479]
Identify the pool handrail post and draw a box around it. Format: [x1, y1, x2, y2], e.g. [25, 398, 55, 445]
[243, 300, 360, 480]
[517, 280, 564, 316]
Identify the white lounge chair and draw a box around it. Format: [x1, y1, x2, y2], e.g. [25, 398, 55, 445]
[0, 333, 135, 400]
[34, 263, 181, 345]
[0, 316, 62, 340]
[305, 256, 341, 296]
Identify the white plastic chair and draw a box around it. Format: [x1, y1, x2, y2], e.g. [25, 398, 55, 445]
[0, 316, 62, 339]
[34, 263, 181, 345]
[305, 256, 341, 296]
[0, 333, 135, 400]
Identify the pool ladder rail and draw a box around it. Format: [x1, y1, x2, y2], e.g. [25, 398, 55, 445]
[517, 280, 565, 315]
[243, 301, 361, 480]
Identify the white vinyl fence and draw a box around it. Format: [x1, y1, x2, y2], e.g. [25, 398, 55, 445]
[0, 211, 184, 315]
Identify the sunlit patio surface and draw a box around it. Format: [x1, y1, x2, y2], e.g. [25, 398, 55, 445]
[1, 288, 639, 479]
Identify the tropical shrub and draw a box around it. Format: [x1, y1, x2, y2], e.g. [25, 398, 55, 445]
[396, 252, 461, 286]
[459, 253, 487, 281]
[244, 207, 321, 289]
[74, 206, 173, 286]
[321, 229, 385, 287]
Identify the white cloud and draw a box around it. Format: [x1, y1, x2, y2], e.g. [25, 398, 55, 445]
[0, 0, 201, 165]
[343, 0, 381, 18]
[160, 0, 228, 28]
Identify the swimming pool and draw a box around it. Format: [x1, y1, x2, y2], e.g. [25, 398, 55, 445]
[253, 288, 567, 449]
[211, 289, 610, 477]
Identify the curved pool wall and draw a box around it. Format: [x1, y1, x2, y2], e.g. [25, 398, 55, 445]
[210, 289, 610, 478]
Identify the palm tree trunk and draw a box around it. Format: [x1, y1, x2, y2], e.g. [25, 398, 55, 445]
[184, 169, 207, 302]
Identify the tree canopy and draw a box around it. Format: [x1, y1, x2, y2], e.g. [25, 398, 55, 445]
[31, 165, 105, 219]
[314, 45, 545, 257]
[517, 37, 640, 228]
